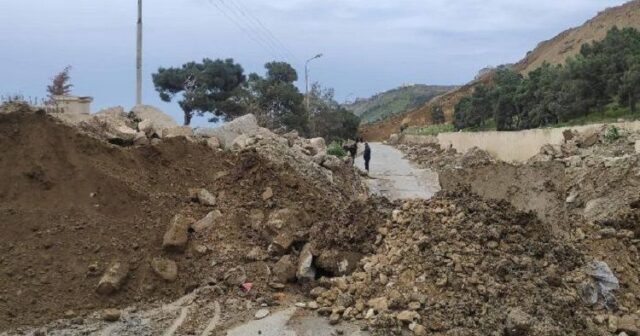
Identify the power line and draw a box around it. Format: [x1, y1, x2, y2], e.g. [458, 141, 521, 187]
[225, 0, 300, 63]
[220, 0, 287, 60]
[207, 0, 284, 60]
[210, 0, 288, 61]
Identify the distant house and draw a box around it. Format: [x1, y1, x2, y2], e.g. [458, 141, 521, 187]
[50, 95, 93, 115]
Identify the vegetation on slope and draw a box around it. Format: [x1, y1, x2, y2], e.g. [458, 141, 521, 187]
[345, 84, 455, 124]
[454, 27, 640, 131]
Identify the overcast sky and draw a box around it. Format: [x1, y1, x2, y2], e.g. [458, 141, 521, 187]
[0, 0, 627, 125]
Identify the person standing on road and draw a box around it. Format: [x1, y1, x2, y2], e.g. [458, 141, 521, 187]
[363, 142, 371, 172]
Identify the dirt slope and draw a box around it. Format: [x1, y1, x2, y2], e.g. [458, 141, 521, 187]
[0, 111, 388, 330]
[515, 0, 640, 73]
[361, 0, 640, 141]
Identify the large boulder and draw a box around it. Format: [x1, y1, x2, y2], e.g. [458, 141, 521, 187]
[162, 126, 193, 139]
[130, 105, 178, 136]
[194, 114, 260, 149]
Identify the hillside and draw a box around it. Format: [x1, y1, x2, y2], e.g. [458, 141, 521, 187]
[361, 0, 640, 141]
[345, 84, 455, 124]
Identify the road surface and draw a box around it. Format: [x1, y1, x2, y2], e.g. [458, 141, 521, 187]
[355, 142, 440, 200]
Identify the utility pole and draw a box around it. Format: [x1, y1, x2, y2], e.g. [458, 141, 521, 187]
[136, 0, 143, 105]
[305, 53, 323, 110]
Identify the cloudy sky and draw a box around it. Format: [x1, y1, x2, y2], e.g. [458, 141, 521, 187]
[0, 0, 627, 125]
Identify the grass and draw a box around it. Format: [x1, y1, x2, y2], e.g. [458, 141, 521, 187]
[404, 123, 454, 136]
[327, 140, 348, 157]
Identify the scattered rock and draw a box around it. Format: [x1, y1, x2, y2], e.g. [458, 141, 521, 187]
[102, 309, 121, 322]
[396, 310, 418, 323]
[151, 258, 178, 282]
[316, 250, 362, 276]
[162, 214, 193, 252]
[189, 188, 216, 206]
[272, 255, 298, 283]
[269, 232, 294, 255]
[192, 210, 222, 232]
[296, 243, 316, 282]
[367, 297, 388, 312]
[254, 308, 270, 319]
[96, 262, 129, 295]
[262, 187, 274, 201]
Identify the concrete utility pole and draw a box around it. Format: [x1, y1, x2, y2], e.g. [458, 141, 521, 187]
[136, 0, 143, 105]
[305, 53, 323, 110]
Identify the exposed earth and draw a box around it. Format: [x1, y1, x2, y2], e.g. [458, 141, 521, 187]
[2, 103, 640, 336]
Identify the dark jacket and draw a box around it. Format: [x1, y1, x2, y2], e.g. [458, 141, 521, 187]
[363, 145, 371, 160]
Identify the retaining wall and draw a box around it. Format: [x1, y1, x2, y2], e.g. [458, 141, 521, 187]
[401, 121, 640, 162]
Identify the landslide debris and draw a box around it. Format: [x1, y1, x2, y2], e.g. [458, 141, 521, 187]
[0, 109, 388, 330]
[308, 192, 603, 335]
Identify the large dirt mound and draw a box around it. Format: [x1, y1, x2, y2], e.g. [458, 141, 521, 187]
[0, 111, 389, 330]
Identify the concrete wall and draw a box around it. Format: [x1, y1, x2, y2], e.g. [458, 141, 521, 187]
[52, 96, 93, 115]
[402, 121, 640, 162]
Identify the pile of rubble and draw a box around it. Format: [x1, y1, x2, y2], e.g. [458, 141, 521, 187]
[300, 192, 640, 335]
[397, 143, 495, 171]
[0, 107, 381, 331]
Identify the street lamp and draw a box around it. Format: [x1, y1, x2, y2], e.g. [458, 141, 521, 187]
[305, 53, 323, 110]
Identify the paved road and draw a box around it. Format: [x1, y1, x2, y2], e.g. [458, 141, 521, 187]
[355, 142, 440, 200]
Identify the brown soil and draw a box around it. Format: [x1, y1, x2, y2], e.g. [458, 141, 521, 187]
[0, 111, 389, 330]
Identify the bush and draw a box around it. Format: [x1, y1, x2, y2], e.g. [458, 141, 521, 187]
[604, 125, 622, 142]
[327, 140, 348, 157]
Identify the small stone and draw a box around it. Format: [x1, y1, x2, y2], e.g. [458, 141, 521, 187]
[151, 258, 178, 282]
[262, 187, 274, 201]
[64, 310, 75, 318]
[102, 309, 121, 322]
[296, 243, 316, 282]
[408, 301, 421, 310]
[207, 137, 221, 150]
[368, 297, 388, 312]
[162, 214, 192, 252]
[397, 310, 418, 323]
[96, 262, 129, 295]
[295, 302, 307, 308]
[254, 308, 270, 319]
[307, 301, 319, 310]
[413, 324, 427, 335]
[365, 308, 375, 319]
[609, 315, 620, 333]
[192, 210, 222, 233]
[329, 313, 341, 325]
[310, 287, 327, 298]
[272, 255, 297, 283]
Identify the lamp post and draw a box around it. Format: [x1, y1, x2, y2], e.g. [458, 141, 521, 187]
[305, 53, 323, 110]
[136, 0, 143, 106]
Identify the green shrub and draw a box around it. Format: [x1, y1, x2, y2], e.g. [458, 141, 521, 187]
[604, 125, 622, 142]
[327, 140, 347, 157]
